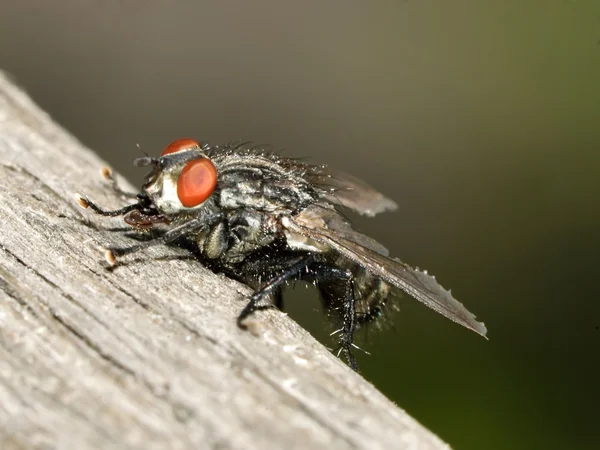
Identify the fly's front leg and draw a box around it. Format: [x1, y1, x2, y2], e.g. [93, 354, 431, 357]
[100, 166, 138, 200]
[75, 194, 140, 217]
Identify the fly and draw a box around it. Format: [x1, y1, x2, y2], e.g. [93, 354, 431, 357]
[76, 139, 487, 371]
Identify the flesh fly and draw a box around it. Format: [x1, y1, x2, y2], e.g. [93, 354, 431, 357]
[77, 139, 487, 370]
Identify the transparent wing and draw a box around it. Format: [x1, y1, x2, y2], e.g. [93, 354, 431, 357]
[305, 205, 390, 256]
[286, 207, 487, 337]
[307, 167, 398, 217]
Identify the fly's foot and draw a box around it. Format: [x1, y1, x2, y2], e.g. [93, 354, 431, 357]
[237, 293, 276, 329]
[335, 339, 360, 372]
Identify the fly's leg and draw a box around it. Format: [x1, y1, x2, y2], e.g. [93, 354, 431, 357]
[75, 166, 139, 215]
[307, 263, 358, 371]
[75, 194, 140, 217]
[238, 254, 359, 371]
[338, 275, 358, 371]
[78, 187, 223, 265]
[100, 166, 138, 200]
[237, 253, 316, 326]
[273, 287, 284, 310]
[101, 214, 223, 264]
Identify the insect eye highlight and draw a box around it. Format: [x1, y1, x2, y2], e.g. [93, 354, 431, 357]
[161, 138, 200, 156]
[177, 158, 217, 207]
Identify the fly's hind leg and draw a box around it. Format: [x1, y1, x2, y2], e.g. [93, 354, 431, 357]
[308, 263, 358, 371]
[337, 275, 358, 371]
[237, 255, 360, 371]
[273, 287, 284, 310]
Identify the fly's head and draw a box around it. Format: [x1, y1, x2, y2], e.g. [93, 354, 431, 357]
[127, 139, 218, 225]
[76, 139, 220, 230]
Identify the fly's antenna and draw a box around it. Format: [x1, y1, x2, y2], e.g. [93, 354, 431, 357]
[135, 142, 150, 158]
[133, 156, 158, 167]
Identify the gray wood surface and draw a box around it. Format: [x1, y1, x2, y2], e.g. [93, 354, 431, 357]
[0, 71, 450, 450]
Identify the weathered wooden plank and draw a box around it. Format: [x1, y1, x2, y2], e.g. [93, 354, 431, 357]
[0, 71, 449, 450]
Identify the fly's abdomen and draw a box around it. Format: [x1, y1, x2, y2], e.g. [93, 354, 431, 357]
[319, 257, 395, 329]
[352, 268, 394, 327]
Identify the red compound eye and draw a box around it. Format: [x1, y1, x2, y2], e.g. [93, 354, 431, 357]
[177, 158, 217, 207]
[161, 138, 200, 156]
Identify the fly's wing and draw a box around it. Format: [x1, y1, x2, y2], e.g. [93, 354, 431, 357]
[306, 204, 390, 256]
[285, 207, 488, 337]
[307, 167, 398, 217]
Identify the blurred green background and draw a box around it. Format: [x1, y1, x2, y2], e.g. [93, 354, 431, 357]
[2, 1, 599, 448]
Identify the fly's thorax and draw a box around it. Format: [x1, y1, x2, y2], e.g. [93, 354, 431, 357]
[216, 166, 318, 212]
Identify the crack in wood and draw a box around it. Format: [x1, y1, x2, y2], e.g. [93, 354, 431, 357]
[48, 308, 137, 378]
